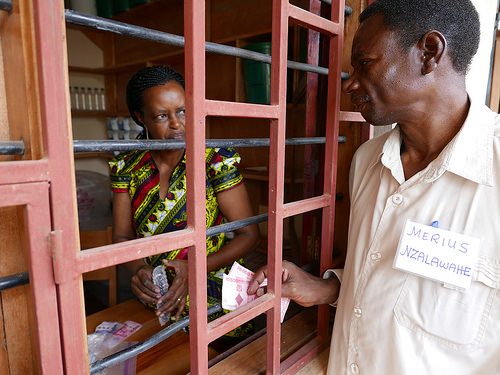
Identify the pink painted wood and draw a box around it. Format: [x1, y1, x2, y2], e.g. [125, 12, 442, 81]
[265, 0, 289, 373]
[10, 0, 351, 373]
[184, 1, 210, 374]
[0, 183, 64, 374]
[31, 0, 89, 372]
[301, 0, 321, 266]
[317, 0, 345, 343]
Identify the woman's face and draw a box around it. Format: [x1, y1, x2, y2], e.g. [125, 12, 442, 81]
[136, 81, 186, 140]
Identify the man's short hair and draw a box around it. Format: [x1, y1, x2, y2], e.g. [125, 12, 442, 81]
[360, 0, 480, 74]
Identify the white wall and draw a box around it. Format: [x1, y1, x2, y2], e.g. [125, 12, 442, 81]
[466, 0, 499, 104]
[67, 28, 109, 176]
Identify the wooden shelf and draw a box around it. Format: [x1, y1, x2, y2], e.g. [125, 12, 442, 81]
[71, 110, 129, 117]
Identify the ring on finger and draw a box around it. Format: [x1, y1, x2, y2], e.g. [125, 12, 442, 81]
[177, 298, 182, 302]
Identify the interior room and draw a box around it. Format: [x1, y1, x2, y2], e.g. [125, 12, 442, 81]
[0, 0, 499, 374]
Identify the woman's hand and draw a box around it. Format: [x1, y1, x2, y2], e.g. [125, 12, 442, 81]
[247, 260, 340, 307]
[130, 264, 161, 304]
[157, 259, 189, 320]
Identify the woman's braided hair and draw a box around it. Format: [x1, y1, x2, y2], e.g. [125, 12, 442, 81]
[126, 65, 185, 138]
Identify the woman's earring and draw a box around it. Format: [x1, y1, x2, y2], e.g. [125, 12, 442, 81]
[145, 128, 149, 140]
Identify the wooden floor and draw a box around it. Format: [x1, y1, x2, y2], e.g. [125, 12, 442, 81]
[295, 347, 330, 374]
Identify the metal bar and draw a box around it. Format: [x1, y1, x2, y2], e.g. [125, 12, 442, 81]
[0, 272, 29, 291]
[64, 10, 349, 79]
[206, 213, 268, 238]
[0, 136, 347, 155]
[0, 0, 12, 13]
[72, 137, 345, 153]
[0, 141, 24, 155]
[89, 304, 222, 374]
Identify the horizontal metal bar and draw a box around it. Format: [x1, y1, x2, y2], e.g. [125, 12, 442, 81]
[0, 136, 347, 155]
[320, 0, 354, 17]
[207, 213, 268, 238]
[65, 10, 349, 79]
[0, 141, 25, 155]
[89, 303, 222, 374]
[72, 137, 345, 153]
[0, 272, 29, 292]
[0, 0, 12, 13]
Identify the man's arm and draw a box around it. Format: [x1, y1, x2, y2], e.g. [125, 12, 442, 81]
[247, 260, 340, 307]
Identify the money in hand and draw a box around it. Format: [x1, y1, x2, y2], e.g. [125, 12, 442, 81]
[222, 262, 290, 322]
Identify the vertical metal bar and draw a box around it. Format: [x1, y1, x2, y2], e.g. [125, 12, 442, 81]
[184, 0, 209, 374]
[32, 0, 86, 373]
[318, 0, 344, 341]
[267, 0, 289, 373]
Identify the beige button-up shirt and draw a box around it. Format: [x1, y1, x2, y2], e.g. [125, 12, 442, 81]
[327, 100, 500, 375]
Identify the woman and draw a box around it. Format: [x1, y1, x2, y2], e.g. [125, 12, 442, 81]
[109, 66, 259, 342]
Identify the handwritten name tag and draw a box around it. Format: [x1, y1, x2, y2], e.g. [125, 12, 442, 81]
[393, 220, 479, 290]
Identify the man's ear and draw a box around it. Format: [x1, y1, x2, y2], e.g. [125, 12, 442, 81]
[418, 30, 446, 75]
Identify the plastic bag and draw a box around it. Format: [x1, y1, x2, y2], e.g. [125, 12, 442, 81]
[87, 320, 142, 375]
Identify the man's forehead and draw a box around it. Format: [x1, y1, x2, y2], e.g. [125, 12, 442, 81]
[352, 14, 395, 57]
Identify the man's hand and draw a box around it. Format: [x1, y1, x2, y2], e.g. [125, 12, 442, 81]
[247, 260, 340, 307]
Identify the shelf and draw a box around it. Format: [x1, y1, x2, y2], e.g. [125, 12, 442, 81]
[71, 110, 129, 117]
[74, 152, 114, 160]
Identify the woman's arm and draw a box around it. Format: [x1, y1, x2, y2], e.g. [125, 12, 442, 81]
[160, 182, 260, 318]
[112, 191, 161, 304]
[206, 182, 260, 272]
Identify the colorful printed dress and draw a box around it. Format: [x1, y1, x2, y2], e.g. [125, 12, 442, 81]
[109, 147, 253, 343]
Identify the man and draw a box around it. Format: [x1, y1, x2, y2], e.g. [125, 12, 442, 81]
[248, 1, 500, 374]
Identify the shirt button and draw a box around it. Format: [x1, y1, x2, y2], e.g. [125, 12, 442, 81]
[353, 307, 362, 317]
[370, 252, 381, 261]
[392, 194, 403, 205]
[350, 363, 360, 374]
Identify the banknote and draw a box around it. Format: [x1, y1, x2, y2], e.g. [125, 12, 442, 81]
[222, 262, 290, 322]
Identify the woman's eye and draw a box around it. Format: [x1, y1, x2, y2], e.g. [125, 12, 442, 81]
[178, 110, 186, 118]
[156, 114, 168, 119]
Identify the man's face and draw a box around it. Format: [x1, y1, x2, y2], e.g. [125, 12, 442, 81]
[343, 13, 422, 126]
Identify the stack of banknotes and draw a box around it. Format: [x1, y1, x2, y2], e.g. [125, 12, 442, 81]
[221, 262, 290, 323]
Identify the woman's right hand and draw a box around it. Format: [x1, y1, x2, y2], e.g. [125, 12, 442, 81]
[130, 264, 162, 305]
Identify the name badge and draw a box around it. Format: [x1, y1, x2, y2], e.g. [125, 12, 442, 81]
[393, 220, 479, 290]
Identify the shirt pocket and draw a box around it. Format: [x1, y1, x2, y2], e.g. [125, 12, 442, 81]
[393, 256, 499, 351]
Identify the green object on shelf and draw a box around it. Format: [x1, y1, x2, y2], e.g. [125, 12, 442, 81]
[96, 0, 114, 18]
[113, 0, 130, 14]
[243, 42, 272, 105]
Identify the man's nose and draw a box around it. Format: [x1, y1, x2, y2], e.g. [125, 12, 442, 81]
[342, 72, 359, 94]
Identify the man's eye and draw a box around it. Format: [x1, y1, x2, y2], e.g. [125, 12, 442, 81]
[359, 60, 370, 66]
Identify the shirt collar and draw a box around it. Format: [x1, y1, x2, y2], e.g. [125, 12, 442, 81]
[379, 97, 495, 186]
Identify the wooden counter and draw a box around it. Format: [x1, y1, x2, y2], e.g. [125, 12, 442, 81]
[86, 299, 218, 375]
